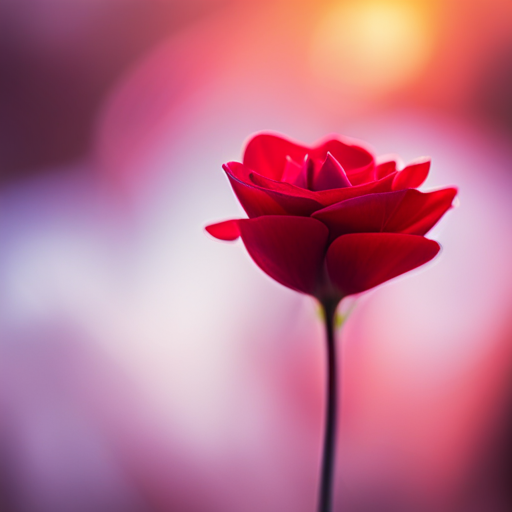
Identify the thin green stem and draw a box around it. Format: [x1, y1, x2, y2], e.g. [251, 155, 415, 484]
[318, 300, 340, 512]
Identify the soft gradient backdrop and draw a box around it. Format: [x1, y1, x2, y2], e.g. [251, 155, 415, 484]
[1, 1, 512, 511]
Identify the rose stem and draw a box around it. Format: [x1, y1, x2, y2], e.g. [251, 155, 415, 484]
[318, 299, 340, 512]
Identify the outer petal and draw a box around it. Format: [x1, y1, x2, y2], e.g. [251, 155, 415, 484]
[383, 187, 458, 235]
[225, 162, 322, 217]
[312, 188, 457, 240]
[237, 216, 329, 295]
[326, 233, 440, 296]
[313, 190, 410, 240]
[392, 159, 430, 190]
[205, 219, 241, 241]
[226, 166, 287, 217]
[244, 171, 325, 216]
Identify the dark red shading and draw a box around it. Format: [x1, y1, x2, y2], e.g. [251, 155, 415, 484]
[313, 153, 352, 191]
[236, 216, 329, 295]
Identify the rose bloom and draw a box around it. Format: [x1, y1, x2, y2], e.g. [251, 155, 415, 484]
[207, 133, 456, 303]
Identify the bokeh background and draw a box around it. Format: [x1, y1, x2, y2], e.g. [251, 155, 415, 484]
[1, 1, 512, 511]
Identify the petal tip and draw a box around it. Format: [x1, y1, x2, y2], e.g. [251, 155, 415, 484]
[205, 220, 241, 241]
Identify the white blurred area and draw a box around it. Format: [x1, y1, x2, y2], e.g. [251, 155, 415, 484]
[2, 0, 512, 511]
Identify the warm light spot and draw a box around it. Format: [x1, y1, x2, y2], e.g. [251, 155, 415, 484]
[309, 0, 435, 99]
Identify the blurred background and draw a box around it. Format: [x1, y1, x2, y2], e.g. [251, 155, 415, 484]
[1, 0, 512, 511]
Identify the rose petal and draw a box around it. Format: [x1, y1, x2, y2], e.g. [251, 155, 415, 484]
[316, 172, 397, 207]
[392, 159, 430, 190]
[375, 160, 397, 180]
[281, 156, 307, 188]
[326, 233, 440, 296]
[243, 133, 308, 180]
[228, 161, 398, 214]
[249, 168, 319, 201]
[237, 216, 329, 295]
[225, 165, 288, 217]
[313, 190, 409, 240]
[250, 169, 319, 201]
[246, 171, 324, 215]
[345, 165, 376, 186]
[312, 137, 375, 173]
[243, 132, 375, 182]
[383, 187, 458, 235]
[205, 219, 241, 241]
[313, 153, 352, 191]
[312, 188, 457, 240]
[224, 161, 321, 216]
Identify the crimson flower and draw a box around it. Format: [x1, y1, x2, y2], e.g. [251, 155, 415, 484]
[206, 132, 456, 303]
[207, 132, 456, 512]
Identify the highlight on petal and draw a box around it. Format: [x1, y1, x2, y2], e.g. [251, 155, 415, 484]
[205, 219, 241, 241]
[237, 216, 329, 295]
[313, 153, 352, 191]
[392, 158, 430, 190]
[326, 233, 440, 296]
[312, 188, 457, 240]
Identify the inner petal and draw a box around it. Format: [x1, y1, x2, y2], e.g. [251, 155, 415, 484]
[313, 153, 352, 191]
[281, 156, 307, 188]
[285, 154, 314, 190]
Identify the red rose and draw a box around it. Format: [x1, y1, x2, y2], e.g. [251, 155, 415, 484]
[207, 133, 456, 303]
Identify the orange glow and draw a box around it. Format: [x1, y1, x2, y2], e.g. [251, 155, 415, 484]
[309, 0, 436, 99]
